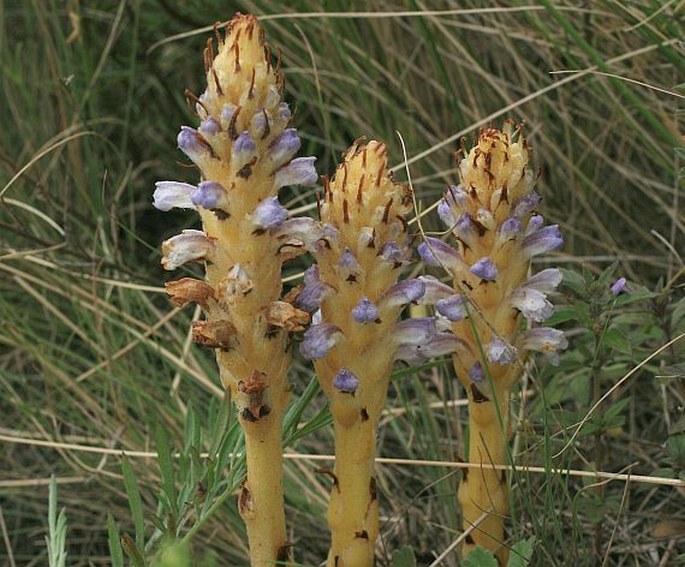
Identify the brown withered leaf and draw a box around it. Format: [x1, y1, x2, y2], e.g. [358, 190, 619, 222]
[265, 301, 310, 332]
[192, 319, 236, 349]
[652, 520, 685, 540]
[282, 284, 303, 305]
[165, 278, 215, 309]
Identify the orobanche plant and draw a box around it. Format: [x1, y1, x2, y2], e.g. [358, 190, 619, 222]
[419, 122, 566, 563]
[154, 13, 316, 565]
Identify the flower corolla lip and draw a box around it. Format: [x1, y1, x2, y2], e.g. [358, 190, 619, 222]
[524, 268, 563, 293]
[520, 327, 568, 364]
[352, 297, 380, 323]
[382, 278, 426, 307]
[394, 331, 462, 363]
[337, 247, 361, 279]
[332, 368, 360, 394]
[161, 230, 214, 270]
[299, 323, 342, 360]
[470, 257, 498, 281]
[510, 286, 555, 322]
[199, 116, 221, 137]
[512, 191, 541, 216]
[417, 275, 455, 304]
[297, 265, 333, 310]
[488, 337, 518, 364]
[522, 224, 563, 257]
[499, 217, 522, 239]
[379, 241, 405, 265]
[417, 237, 462, 270]
[153, 181, 196, 211]
[274, 157, 318, 188]
[253, 196, 288, 229]
[437, 198, 457, 227]
[436, 294, 466, 322]
[191, 181, 227, 209]
[392, 317, 436, 345]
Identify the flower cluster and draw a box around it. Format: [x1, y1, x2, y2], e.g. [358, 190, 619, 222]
[418, 122, 567, 394]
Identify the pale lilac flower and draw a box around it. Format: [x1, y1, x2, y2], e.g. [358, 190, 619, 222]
[274, 157, 318, 188]
[417, 275, 455, 304]
[300, 323, 343, 360]
[232, 131, 257, 169]
[153, 181, 196, 211]
[520, 327, 568, 364]
[298, 265, 333, 310]
[487, 337, 518, 364]
[250, 109, 268, 139]
[337, 248, 361, 279]
[512, 191, 541, 216]
[418, 237, 462, 271]
[253, 197, 288, 229]
[352, 297, 380, 323]
[199, 116, 221, 137]
[191, 181, 227, 209]
[177, 127, 211, 164]
[468, 361, 485, 382]
[382, 279, 426, 307]
[332, 368, 360, 394]
[436, 294, 467, 322]
[395, 332, 461, 364]
[220, 103, 237, 127]
[379, 241, 404, 265]
[524, 268, 563, 293]
[392, 317, 436, 345]
[470, 257, 498, 281]
[437, 198, 457, 227]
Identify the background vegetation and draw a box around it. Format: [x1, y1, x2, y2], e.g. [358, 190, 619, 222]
[1, 1, 683, 565]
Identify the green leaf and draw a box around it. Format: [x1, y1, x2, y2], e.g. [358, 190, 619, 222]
[391, 545, 417, 567]
[156, 423, 178, 519]
[507, 536, 536, 567]
[463, 546, 498, 567]
[107, 514, 124, 567]
[601, 327, 632, 356]
[122, 455, 146, 552]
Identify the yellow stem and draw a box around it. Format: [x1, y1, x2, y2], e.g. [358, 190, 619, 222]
[326, 410, 379, 567]
[458, 386, 511, 565]
[239, 407, 289, 567]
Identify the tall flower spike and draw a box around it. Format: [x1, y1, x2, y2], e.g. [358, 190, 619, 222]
[155, 14, 315, 566]
[424, 122, 565, 563]
[300, 140, 420, 567]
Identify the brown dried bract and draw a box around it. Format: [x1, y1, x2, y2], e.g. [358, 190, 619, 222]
[165, 278, 215, 309]
[265, 301, 309, 332]
[192, 319, 237, 349]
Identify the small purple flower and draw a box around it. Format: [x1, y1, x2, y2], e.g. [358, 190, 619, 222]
[298, 265, 332, 310]
[191, 181, 227, 209]
[512, 191, 541, 216]
[273, 217, 320, 249]
[221, 103, 237, 127]
[418, 237, 462, 271]
[267, 128, 301, 167]
[436, 294, 467, 322]
[153, 181, 196, 211]
[277, 102, 291, 124]
[251, 109, 268, 139]
[379, 241, 405, 265]
[470, 257, 498, 281]
[499, 217, 522, 239]
[525, 214, 545, 236]
[510, 287, 555, 322]
[332, 368, 359, 394]
[446, 184, 468, 208]
[522, 224, 563, 257]
[417, 275, 454, 304]
[337, 247, 361, 279]
[392, 317, 436, 345]
[437, 198, 457, 227]
[488, 337, 518, 364]
[524, 268, 563, 293]
[610, 277, 627, 295]
[468, 362, 485, 382]
[161, 230, 215, 270]
[199, 117, 221, 137]
[253, 196, 288, 229]
[232, 131, 257, 169]
[274, 157, 318, 188]
[352, 297, 380, 324]
[177, 127, 211, 164]
[300, 323, 342, 360]
[382, 278, 426, 307]
[453, 213, 477, 246]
